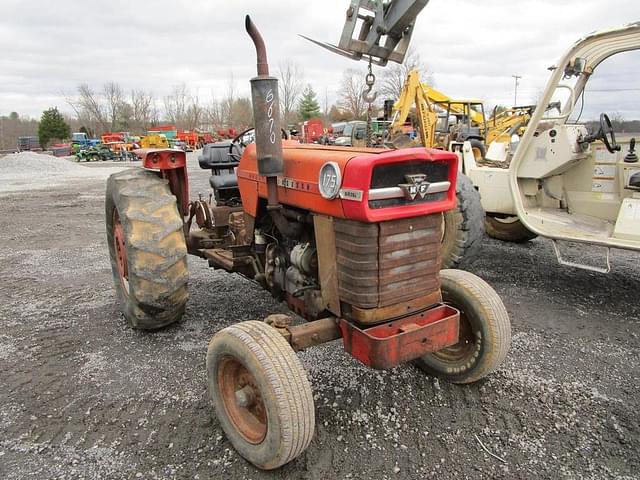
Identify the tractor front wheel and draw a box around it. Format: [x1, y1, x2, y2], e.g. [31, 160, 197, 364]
[206, 321, 315, 470]
[416, 269, 511, 384]
[106, 168, 188, 329]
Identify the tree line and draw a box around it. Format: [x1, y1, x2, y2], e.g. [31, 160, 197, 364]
[0, 50, 432, 148]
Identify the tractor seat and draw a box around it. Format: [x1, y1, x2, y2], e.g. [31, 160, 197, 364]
[198, 141, 241, 190]
[210, 173, 238, 189]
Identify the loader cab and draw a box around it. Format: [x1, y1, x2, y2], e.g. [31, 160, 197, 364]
[435, 100, 485, 137]
[434, 99, 487, 150]
[500, 23, 640, 269]
[434, 100, 487, 159]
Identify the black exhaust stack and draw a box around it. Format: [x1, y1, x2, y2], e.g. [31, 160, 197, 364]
[246, 15, 283, 207]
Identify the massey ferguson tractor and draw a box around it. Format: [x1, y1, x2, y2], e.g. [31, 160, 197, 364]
[105, 15, 511, 470]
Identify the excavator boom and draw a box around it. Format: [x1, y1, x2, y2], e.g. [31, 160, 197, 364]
[389, 70, 438, 147]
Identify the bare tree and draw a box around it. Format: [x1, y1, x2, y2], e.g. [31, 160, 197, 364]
[185, 96, 205, 130]
[66, 84, 158, 134]
[76, 83, 108, 131]
[328, 104, 346, 122]
[104, 82, 124, 131]
[0, 112, 39, 150]
[164, 83, 189, 127]
[222, 74, 236, 127]
[278, 61, 304, 125]
[230, 98, 254, 129]
[206, 99, 223, 128]
[163, 84, 209, 129]
[118, 102, 134, 130]
[378, 49, 433, 100]
[337, 69, 368, 120]
[130, 89, 155, 129]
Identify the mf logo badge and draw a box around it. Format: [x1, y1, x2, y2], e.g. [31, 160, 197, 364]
[399, 174, 430, 200]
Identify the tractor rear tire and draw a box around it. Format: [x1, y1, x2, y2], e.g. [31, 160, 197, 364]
[485, 214, 537, 242]
[441, 173, 484, 268]
[105, 168, 188, 330]
[416, 269, 511, 384]
[206, 321, 315, 470]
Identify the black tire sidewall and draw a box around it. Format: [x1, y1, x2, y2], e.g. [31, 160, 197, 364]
[106, 178, 142, 325]
[206, 332, 286, 470]
[469, 139, 486, 160]
[105, 182, 128, 308]
[417, 276, 492, 383]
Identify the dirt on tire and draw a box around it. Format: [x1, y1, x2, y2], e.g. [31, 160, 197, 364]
[106, 168, 189, 329]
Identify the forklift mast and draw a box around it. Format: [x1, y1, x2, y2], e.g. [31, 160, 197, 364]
[301, 0, 429, 66]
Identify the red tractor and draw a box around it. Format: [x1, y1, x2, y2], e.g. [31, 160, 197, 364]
[105, 17, 511, 470]
[301, 117, 325, 143]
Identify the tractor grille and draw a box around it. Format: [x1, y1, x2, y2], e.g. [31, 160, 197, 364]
[369, 160, 449, 209]
[334, 214, 442, 310]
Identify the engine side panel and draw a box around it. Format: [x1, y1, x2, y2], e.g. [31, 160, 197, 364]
[237, 142, 362, 218]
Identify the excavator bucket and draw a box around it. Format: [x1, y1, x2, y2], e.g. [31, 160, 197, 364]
[301, 0, 429, 66]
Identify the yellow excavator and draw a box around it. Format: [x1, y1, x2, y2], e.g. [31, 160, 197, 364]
[386, 70, 562, 162]
[485, 107, 531, 144]
[386, 69, 489, 159]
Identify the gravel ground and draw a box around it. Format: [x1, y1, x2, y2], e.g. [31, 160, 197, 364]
[0, 152, 638, 480]
[0, 152, 129, 193]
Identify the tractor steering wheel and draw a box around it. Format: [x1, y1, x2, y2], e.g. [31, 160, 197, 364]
[598, 113, 620, 154]
[228, 127, 289, 162]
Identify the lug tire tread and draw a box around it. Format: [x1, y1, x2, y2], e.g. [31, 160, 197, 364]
[106, 168, 188, 329]
[442, 173, 485, 268]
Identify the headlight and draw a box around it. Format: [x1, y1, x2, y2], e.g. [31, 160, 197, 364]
[318, 161, 342, 199]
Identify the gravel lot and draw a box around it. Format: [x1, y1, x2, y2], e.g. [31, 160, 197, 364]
[0, 152, 638, 479]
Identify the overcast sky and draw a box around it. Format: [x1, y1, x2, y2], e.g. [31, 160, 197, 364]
[0, 0, 638, 121]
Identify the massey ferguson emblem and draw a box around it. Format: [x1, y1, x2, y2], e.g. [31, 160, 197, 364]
[399, 174, 430, 200]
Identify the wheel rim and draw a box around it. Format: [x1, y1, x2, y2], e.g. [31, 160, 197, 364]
[430, 309, 476, 363]
[112, 209, 130, 296]
[218, 356, 267, 445]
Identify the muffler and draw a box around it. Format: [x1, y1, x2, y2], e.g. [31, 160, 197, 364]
[245, 15, 283, 178]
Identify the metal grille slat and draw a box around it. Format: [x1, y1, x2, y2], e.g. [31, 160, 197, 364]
[335, 215, 441, 310]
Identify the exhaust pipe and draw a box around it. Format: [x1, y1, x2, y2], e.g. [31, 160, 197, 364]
[245, 15, 284, 181]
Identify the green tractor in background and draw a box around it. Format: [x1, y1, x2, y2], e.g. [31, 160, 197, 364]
[75, 145, 116, 162]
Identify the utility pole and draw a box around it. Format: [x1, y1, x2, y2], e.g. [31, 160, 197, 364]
[512, 75, 522, 106]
